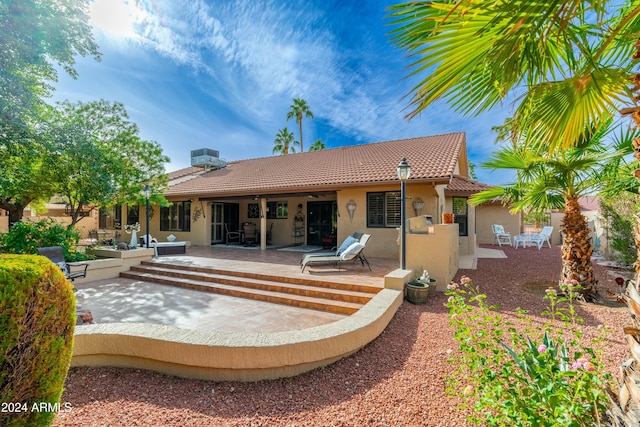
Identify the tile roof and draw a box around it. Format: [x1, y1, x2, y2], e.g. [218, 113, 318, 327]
[166, 133, 467, 197]
[445, 175, 492, 195]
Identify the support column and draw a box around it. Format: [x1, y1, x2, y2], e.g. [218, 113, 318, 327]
[260, 198, 267, 250]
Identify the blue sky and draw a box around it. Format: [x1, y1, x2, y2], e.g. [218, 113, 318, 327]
[52, 0, 514, 184]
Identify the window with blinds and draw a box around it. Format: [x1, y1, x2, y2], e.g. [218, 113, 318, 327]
[367, 191, 401, 228]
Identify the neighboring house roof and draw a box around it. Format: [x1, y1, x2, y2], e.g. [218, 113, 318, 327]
[578, 196, 600, 212]
[445, 175, 491, 196]
[166, 133, 468, 198]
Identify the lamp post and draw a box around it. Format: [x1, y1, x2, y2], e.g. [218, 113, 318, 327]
[143, 184, 151, 249]
[397, 158, 411, 270]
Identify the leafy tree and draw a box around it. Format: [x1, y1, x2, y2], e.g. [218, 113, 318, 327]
[46, 100, 169, 228]
[0, 0, 100, 121]
[309, 139, 326, 151]
[471, 123, 622, 301]
[0, 116, 57, 226]
[0, 0, 100, 225]
[273, 127, 298, 155]
[286, 98, 313, 152]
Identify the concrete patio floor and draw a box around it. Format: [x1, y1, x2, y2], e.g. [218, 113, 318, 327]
[75, 245, 400, 333]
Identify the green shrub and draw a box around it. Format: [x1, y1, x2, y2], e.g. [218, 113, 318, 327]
[0, 218, 93, 261]
[446, 276, 611, 426]
[600, 196, 638, 267]
[0, 255, 76, 427]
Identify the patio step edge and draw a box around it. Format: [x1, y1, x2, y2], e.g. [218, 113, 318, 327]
[128, 265, 374, 304]
[119, 271, 363, 315]
[140, 260, 381, 294]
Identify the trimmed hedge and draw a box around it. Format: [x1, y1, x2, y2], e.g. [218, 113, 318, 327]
[0, 255, 76, 427]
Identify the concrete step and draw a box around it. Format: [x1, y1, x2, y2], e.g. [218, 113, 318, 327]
[128, 264, 374, 304]
[139, 260, 381, 294]
[120, 261, 381, 315]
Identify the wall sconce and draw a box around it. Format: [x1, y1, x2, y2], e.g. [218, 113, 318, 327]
[346, 199, 357, 223]
[412, 197, 425, 216]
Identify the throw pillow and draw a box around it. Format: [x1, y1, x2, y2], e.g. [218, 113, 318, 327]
[336, 235, 358, 255]
[340, 242, 364, 261]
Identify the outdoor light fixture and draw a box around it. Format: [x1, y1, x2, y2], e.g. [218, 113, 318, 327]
[143, 184, 151, 249]
[412, 197, 425, 217]
[397, 158, 411, 270]
[346, 199, 357, 223]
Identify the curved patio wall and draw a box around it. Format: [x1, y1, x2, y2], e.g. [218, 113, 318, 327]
[71, 288, 403, 381]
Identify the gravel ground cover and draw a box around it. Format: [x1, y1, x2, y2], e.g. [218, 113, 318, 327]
[53, 245, 630, 426]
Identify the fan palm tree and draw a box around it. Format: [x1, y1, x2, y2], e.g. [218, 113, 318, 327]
[389, 1, 640, 422]
[286, 98, 314, 152]
[272, 127, 298, 155]
[387, 0, 640, 151]
[471, 123, 621, 301]
[309, 139, 325, 151]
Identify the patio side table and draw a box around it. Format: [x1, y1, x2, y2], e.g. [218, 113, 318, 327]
[514, 233, 535, 249]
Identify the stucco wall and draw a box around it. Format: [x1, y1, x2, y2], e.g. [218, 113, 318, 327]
[337, 183, 440, 259]
[0, 213, 8, 233]
[475, 203, 521, 245]
[404, 224, 459, 289]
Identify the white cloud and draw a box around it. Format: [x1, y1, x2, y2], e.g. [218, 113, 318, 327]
[82, 0, 511, 182]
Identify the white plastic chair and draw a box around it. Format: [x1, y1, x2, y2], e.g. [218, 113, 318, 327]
[492, 224, 512, 246]
[529, 226, 553, 250]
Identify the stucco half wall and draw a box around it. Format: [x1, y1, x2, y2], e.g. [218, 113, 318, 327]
[71, 288, 403, 382]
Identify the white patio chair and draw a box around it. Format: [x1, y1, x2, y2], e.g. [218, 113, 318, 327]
[492, 224, 512, 246]
[529, 226, 553, 250]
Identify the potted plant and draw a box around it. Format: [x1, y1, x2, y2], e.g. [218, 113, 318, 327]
[406, 270, 436, 304]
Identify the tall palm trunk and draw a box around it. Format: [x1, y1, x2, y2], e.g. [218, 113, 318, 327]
[605, 41, 640, 427]
[298, 116, 303, 153]
[560, 196, 596, 299]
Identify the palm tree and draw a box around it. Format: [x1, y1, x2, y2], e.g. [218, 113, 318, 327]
[309, 139, 325, 151]
[272, 127, 298, 155]
[471, 123, 620, 301]
[286, 98, 314, 152]
[387, 1, 638, 151]
[388, 2, 640, 422]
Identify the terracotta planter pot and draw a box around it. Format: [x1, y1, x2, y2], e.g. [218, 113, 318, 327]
[442, 213, 454, 224]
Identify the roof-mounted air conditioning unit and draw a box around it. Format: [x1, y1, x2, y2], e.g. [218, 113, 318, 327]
[191, 148, 226, 170]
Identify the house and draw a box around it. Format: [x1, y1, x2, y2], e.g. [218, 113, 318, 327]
[136, 133, 517, 283]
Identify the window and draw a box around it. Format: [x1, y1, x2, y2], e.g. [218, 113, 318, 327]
[160, 201, 191, 231]
[275, 202, 288, 219]
[453, 197, 468, 236]
[248, 203, 259, 218]
[127, 204, 140, 225]
[367, 192, 401, 228]
[263, 202, 288, 219]
[99, 205, 121, 229]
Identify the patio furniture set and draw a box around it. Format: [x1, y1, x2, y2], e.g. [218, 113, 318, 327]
[491, 224, 553, 250]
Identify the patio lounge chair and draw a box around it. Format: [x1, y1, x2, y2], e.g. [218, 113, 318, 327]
[300, 233, 370, 265]
[492, 224, 512, 246]
[301, 239, 369, 272]
[529, 226, 553, 250]
[37, 246, 88, 282]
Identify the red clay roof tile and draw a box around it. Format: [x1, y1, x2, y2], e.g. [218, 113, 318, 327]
[166, 133, 467, 197]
